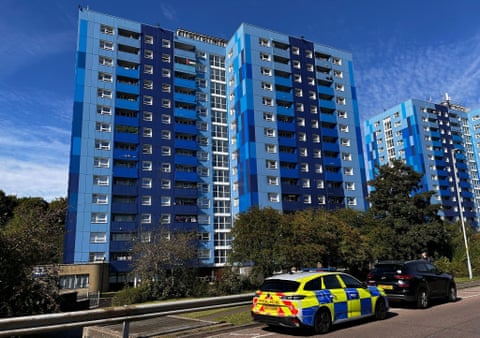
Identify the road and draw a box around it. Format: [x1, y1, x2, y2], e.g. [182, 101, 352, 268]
[199, 286, 480, 338]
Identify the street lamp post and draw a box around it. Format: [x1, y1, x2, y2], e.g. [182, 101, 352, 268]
[451, 149, 473, 280]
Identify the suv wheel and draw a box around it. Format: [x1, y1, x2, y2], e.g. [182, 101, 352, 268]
[416, 288, 429, 309]
[447, 284, 457, 302]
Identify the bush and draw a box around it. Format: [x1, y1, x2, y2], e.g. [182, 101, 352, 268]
[111, 285, 150, 306]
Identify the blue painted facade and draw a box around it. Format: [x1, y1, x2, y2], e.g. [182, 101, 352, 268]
[227, 24, 367, 217]
[66, 10, 368, 283]
[365, 98, 479, 227]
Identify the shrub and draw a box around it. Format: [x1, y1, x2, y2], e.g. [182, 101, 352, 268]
[111, 285, 150, 306]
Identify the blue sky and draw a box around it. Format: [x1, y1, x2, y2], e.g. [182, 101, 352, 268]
[2, 0, 480, 200]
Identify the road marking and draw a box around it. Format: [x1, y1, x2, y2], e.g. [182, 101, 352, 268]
[230, 333, 276, 337]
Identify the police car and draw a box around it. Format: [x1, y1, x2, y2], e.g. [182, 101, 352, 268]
[251, 271, 389, 334]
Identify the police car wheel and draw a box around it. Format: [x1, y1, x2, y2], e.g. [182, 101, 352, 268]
[375, 298, 387, 320]
[314, 309, 331, 334]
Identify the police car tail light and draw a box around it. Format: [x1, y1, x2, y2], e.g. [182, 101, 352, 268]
[280, 295, 305, 300]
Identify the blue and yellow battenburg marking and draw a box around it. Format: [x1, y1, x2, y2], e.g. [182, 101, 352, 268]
[252, 273, 387, 329]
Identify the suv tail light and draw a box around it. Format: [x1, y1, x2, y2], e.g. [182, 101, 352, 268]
[366, 273, 376, 286]
[394, 274, 414, 288]
[394, 274, 414, 280]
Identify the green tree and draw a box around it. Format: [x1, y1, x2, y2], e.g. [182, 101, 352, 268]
[367, 160, 452, 260]
[230, 207, 286, 276]
[130, 228, 198, 300]
[0, 190, 17, 229]
[0, 197, 66, 317]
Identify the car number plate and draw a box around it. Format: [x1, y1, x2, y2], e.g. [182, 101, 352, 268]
[378, 284, 393, 290]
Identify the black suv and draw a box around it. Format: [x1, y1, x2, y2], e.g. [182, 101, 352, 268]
[366, 260, 456, 308]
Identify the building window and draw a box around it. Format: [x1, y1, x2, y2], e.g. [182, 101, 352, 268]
[260, 53, 271, 61]
[143, 128, 152, 137]
[264, 128, 275, 137]
[144, 35, 153, 44]
[161, 163, 171, 173]
[267, 176, 278, 185]
[100, 24, 114, 35]
[334, 70, 343, 78]
[265, 144, 276, 153]
[266, 160, 277, 169]
[263, 97, 273, 106]
[268, 193, 279, 202]
[95, 140, 110, 150]
[142, 144, 153, 155]
[161, 179, 171, 189]
[94, 175, 109, 186]
[144, 64, 153, 74]
[261, 67, 272, 76]
[262, 82, 273, 91]
[143, 95, 153, 105]
[91, 213, 107, 224]
[161, 83, 171, 93]
[161, 196, 171, 207]
[99, 56, 113, 66]
[161, 214, 171, 224]
[300, 163, 309, 172]
[259, 38, 270, 47]
[89, 252, 105, 263]
[161, 98, 171, 108]
[162, 39, 171, 48]
[90, 232, 107, 243]
[344, 167, 354, 175]
[99, 40, 114, 51]
[161, 114, 171, 124]
[97, 89, 112, 99]
[142, 178, 152, 188]
[144, 80, 153, 90]
[92, 194, 108, 204]
[97, 105, 112, 115]
[98, 72, 112, 82]
[341, 138, 351, 146]
[94, 157, 109, 168]
[162, 68, 171, 78]
[143, 111, 153, 121]
[347, 197, 357, 206]
[161, 130, 171, 140]
[263, 112, 274, 121]
[142, 161, 152, 171]
[345, 182, 355, 190]
[142, 196, 151, 205]
[162, 146, 171, 156]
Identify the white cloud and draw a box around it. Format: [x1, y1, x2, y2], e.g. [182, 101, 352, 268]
[355, 34, 480, 120]
[0, 88, 71, 201]
[160, 4, 177, 22]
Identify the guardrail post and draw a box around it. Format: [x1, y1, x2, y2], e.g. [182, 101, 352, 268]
[122, 320, 129, 338]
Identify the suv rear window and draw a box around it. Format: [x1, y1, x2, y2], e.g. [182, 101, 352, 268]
[373, 264, 405, 275]
[260, 279, 300, 292]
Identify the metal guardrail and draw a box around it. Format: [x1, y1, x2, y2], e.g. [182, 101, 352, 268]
[0, 293, 254, 338]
